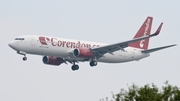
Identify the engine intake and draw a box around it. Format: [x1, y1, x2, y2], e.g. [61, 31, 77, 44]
[73, 48, 93, 58]
[42, 56, 63, 66]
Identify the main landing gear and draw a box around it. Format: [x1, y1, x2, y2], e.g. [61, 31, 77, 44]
[89, 61, 97, 67]
[71, 62, 79, 71]
[71, 60, 98, 71]
[71, 65, 79, 71]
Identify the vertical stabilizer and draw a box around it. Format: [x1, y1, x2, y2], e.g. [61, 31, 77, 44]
[129, 16, 153, 50]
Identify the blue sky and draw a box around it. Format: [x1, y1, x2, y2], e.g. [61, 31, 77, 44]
[0, 0, 179, 101]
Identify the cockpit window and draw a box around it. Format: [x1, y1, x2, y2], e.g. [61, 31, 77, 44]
[15, 38, 25, 40]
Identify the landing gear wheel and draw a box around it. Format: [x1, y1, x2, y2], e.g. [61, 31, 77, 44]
[90, 61, 97, 67]
[90, 61, 94, 67]
[23, 57, 27, 61]
[71, 66, 76, 71]
[71, 65, 79, 71]
[93, 61, 97, 66]
[75, 65, 79, 70]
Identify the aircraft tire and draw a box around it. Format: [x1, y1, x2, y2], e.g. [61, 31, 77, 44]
[90, 61, 97, 67]
[23, 57, 27, 61]
[71, 65, 79, 71]
[75, 65, 79, 70]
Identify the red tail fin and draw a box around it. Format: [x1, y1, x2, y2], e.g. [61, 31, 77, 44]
[129, 16, 153, 50]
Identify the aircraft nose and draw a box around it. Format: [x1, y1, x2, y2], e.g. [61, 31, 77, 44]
[8, 41, 17, 50]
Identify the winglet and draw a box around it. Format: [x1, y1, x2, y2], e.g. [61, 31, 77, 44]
[154, 22, 163, 35]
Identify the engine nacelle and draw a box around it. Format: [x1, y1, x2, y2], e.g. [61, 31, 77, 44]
[42, 56, 63, 66]
[73, 48, 93, 58]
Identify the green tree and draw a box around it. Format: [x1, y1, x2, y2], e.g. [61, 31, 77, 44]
[100, 81, 180, 101]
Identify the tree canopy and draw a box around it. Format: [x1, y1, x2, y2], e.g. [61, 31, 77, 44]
[100, 81, 180, 101]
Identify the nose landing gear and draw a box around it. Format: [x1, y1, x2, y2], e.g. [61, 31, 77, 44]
[17, 51, 27, 61]
[23, 56, 27, 61]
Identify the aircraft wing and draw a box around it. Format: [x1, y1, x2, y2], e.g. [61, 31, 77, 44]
[91, 23, 163, 57]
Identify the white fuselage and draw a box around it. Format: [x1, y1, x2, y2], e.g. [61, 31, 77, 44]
[9, 35, 150, 63]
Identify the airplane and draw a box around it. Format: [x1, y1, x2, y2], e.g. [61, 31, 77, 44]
[8, 16, 176, 71]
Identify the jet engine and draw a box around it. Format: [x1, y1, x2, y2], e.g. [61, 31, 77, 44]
[42, 56, 63, 66]
[73, 48, 93, 58]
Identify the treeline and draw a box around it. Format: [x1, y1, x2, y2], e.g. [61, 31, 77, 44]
[100, 81, 180, 101]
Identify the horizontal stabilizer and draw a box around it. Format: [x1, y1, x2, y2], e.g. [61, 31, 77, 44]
[141, 44, 177, 53]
